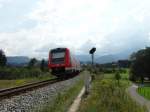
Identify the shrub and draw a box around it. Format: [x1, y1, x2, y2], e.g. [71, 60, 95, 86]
[0, 67, 49, 80]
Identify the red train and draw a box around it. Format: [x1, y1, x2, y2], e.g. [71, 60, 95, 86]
[48, 48, 81, 77]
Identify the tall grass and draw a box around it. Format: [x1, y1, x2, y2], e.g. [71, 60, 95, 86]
[79, 75, 147, 112]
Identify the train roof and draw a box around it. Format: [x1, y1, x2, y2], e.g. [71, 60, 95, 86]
[50, 48, 69, 52]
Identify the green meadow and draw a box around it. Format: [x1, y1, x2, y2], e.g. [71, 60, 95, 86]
[78, 73, 147, 112]
[137, 86, 150, 100]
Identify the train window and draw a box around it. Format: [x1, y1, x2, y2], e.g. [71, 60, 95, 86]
[52, 52, 65, 59]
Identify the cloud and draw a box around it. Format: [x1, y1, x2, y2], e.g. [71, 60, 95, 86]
[0, 0, 150, 59]
[0, 0, 38, 32]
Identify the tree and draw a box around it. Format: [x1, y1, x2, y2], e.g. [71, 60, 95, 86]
[40, 59, 45, 72]
[114, 71, 121, 85]
[0, 49, 7, 67]
[118, 60, 131, 68]
[130, 47, 150, 83]
[28, 58, 37, 68]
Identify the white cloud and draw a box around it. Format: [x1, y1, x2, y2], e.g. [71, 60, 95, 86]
[0, 0, 150, 58]
[0, 0, 12, 8]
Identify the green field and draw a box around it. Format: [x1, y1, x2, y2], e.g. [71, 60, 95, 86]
[0, 74, 54, 89]
[137, 86, 150, 100]
[78, 73, 147, 112]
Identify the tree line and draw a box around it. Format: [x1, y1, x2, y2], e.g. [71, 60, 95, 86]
[129, 47, 150, 83]
[83, 47, 150, 83]
[0, 49, 7, 67]
[1, 47, 150, 82]
[0, 49, 50, 79]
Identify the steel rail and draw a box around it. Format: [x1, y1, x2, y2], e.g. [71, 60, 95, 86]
[0, 78, 62, 99]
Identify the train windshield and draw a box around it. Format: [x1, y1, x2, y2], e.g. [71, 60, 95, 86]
[51, 50, 66, 64]
[52, 52, 65, 59]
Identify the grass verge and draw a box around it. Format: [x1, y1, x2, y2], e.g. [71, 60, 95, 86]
[0, 74, 54, 89]
[36, 76, 84, 112]
[137, 86, 150, 100]
[78, 74, 147, 112]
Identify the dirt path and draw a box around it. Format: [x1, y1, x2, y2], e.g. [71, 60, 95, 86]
[127, 84, 150, 112]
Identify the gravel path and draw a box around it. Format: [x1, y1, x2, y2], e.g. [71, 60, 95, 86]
[0, 75, 83, 112]
[127, 84, 150, 112]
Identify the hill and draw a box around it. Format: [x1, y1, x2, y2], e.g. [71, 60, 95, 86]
[77, 53, 129, 64]
[7, 56, 30, 66]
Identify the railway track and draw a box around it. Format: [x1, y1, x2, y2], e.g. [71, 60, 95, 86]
[0, 78, 62, 99]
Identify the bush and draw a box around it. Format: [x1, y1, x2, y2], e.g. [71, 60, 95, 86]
[0, 67, 49, 80]
[129, 69, 137, 81]
[102, 68, 114, 73]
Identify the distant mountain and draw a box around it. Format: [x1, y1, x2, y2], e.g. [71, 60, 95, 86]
[6, 51, 131, 66]
[76, 55, 90, 62]
[7, 56, 30, 66]
[77, 53, 130, 64]
[96, 53, 130, 64]
[95, 54, 118, 64]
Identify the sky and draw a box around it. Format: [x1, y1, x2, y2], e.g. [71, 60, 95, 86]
[0, 0, 150, 59]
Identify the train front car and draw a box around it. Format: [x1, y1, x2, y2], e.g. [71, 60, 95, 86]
[48, 48, 80, 77]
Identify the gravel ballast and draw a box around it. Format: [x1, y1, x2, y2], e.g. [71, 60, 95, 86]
[0, 75, 83, 112]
